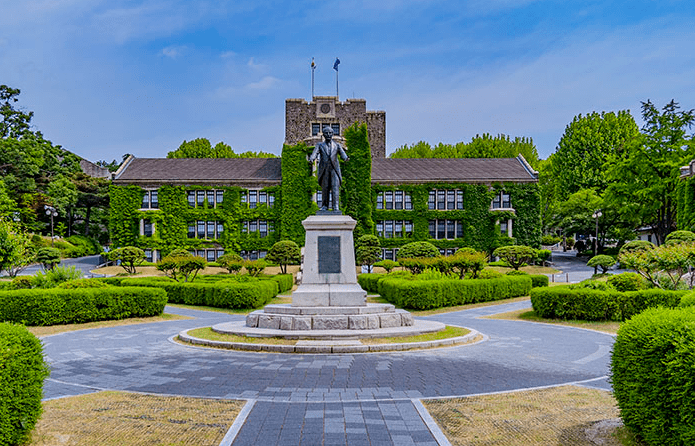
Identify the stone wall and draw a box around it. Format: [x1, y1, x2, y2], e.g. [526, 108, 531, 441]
[285, 97, 386, 159]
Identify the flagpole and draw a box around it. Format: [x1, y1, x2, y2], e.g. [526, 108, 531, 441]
[311, 57, 316, 99]
[336, 69, 339, 98]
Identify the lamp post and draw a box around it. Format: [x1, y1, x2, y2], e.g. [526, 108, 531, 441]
[44, 205, 58, 247]
[592, 210, 602, 255]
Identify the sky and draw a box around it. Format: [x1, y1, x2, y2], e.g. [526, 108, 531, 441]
[2, 0, 695, 163]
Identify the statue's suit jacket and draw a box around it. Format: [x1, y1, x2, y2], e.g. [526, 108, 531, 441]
[309, 141, 348, 187]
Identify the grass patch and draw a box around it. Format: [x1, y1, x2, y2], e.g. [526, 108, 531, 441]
[361, 325, 470, 344]
[167, 293, 292, 316]
[31, 391, 244, 446]
[485, 309, 621, 334]
[28, 313, 191, 338]
[186, 327, 297, 345]
[425, 385, 643, 446]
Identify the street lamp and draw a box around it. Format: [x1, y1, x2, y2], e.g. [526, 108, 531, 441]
[592, 210, 603, 255]
[44, 205, 58, 246]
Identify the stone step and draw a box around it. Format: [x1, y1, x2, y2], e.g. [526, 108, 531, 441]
[262, 303, 395, 315]
[246, 309, 414, 331]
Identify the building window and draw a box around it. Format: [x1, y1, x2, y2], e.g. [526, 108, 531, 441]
[143, 219, 153, 237]
[311, 123, 340, 136]
[384, 220, 393, 238]
[249, 191, 257, 209]
[216, 190, 224, 205]
[207, 250, 216, 262]
[500, 220, 511, 237]
[141, 191, 149, 209]
[457, 190, 463, 209]
[187, 222, 195, 239]
[316, 190, 323, 205]
[197, 221, 205, 239]
[240, 250, 267, 260]
[376, 191, 411, 210]
[428, 189, 465, 210]
[405, 193, 412, 210]
[312, 123, 321, 136]
[206, 191, 214, 207]
[428, 191, 436, 210]
[376, 221, 384, 237]
[188, 221, 222, 239]
[395, 191, 403, 210]
[428, 220, 463, 240]
[384, 191, 393, 210]
[259, 220, 267, 238]
[144, 249, 152, 262]
[268, 193, 275, 208]
[188, 191, 196, 208]
[217, 222, 224, 236]
[376, 221, 413, 238]
[206, 221, 215, 239]
[197, 191, 205, 208]
[243, 190, 273, 208]
[141, 190, 159, 209]
[492, 191, 511, 209]
[242, 220, 274, 238]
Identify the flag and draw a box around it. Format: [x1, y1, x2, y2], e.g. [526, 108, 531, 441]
[333, 58, 340, 71]
[311, 57, 316, 69]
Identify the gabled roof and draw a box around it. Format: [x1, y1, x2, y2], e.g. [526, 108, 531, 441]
[113, 157, 282, 186]
[370, 155, 537, 184]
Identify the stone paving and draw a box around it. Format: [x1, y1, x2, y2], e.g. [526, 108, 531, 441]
[41, 300, 615, 445]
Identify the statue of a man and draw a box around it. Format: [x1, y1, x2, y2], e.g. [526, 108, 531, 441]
[309, 126, 349, 211]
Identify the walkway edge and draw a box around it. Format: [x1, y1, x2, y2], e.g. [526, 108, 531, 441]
[219, 399, 256, 446]
[413, 399, 452, 446]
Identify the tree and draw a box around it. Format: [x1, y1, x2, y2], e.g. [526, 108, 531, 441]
[167, 138, 276, 159]
[0, 85, 33, 138]
[618, 243, 695, 289]
[108, 246, 145, 274]
[0, 180, 18, 218]
[35, 247, 61, 271]
[397, 241, 439, 260]
[46, 174, 78, 217]
[266, 240, 300, 274]
[374, 259, 399, 273]
[217, 252, 244, 274]
[0, 222, 34, 277]
[449, 248, 486, 279]
[551, 111, 639, 200]
[493, 245, 536, 270]
[244, 259, 266, 277]
[355, 235, 381, 273]
[665, 230, 695, 245]
[157, 254, 206, 282]
[605, 100, 695, 245]
[587, 255, 616, 275]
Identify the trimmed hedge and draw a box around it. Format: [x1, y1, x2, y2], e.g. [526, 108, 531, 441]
[530, 287, 686, 321]
[118, 278, 278, 309]
[529, 274, 549, 288]
[0, 287, 167, 326]
[611, 306, 695, 445]
[0, 323, 49, 446]
[374, 275, 532, 310]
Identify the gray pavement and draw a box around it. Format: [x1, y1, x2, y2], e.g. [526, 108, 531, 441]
[41, 300, 616, 445]
[18, 254, 105, 278]
[547, 249, 597, 283]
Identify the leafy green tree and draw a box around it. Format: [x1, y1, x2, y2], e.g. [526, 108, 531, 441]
[551, 111, 639, 200]
[108, 246, 145, 274]
[157, 254, 206, 282]
[167, 138, 276, 159]
[266, 240, 300, 274]
[244, 259, 267, 277]
[397, 241, 439, 259]
[374, 259, 398, 273]
[665, 230, 695, 245]
[355, 235, 381, 273]
[493, 245, 536, 270]
[0, 85, 33, 138]
[449, 247, 486, 279]
[73, 173, 110, 237]
[587, 255, 616, 275]
[618, 243, 695, 289]
[342, 123, 374, 237]
[217, 252, 244, 274]
[0, 180, 17, 218]
[0, 222, 34, 277]
[35, 247, 61, 271]
[47, 174, 78, 217]
[606, 100, 695, 244]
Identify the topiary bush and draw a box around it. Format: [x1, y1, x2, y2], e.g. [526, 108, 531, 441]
[0, 287, 167, 326]
[57, 278, 111, 289]
[529, 274, 549, 288]
[619, 240, 655, 256]
[373, 259, 399, 273]
[611, 306, 695, 445]
[607, 272, 650, 292]
[0, 323, 49, 446]
[266, 240, 300, 274]
[587, 254, 616, 274]
[493, 245, 537, 270]
[664, 230, 695, 245]
[396, 241, 439, 260]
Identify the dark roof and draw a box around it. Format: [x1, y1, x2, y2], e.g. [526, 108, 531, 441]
[114, 157, 282, 185]
[371, 157, 537, 184]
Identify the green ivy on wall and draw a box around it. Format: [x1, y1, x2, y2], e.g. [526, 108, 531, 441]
[109, 185, 143, 248]
[677, 177, 695, 231]
[342, 123, 374, 238]
[280, 142, 317, 245]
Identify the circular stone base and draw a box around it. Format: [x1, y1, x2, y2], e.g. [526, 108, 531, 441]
[213, 319, 446, 340]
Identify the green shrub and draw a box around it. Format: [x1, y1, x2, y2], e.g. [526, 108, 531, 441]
[541, 235, 562, 245]
[157, 255, 207, 282]
[679, 291, 695, 308]
[57, 278, 111, 289]
[396, 241, 439, 259]
[357, 273, 382, 293]
[266, 240, 300, 274]
[65, 235, 102, 256]
[611, 306, 695, 445]
[478, 269, 503, 280]
[270, 274, 293, 293]
[108, 246, 145, 274]
[529, 274, 549, 288]
[619, 240, 655, 256]
[0, 287, 167, 326]
[31, 265, 83, 289]
[530, 286, 685, 321]
[607, 272, 649, 292]
[373, 259, 399, 273]
[0, 323, 49, 446]
[217, 253, 244, 274]
[587, 255, 616, 274]
[506, 270, 528, 276]
[35, 247, 61, 271]
[118, 277, 278, 309]
[664, 230, 695, 245]
[9, 276, 32, 290]
[378, 275, 531, 310]
[493, 245, 537, 270]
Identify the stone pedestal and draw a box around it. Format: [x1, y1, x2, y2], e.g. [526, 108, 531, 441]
[291, 214, 367, 307]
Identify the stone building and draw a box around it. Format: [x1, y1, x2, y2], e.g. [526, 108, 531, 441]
[285, 96, 386, 158]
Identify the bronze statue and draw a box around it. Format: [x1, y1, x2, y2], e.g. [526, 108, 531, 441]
[309, 126, 349, 212]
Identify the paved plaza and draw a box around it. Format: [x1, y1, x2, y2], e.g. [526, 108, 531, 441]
[41, 298, 615, 445]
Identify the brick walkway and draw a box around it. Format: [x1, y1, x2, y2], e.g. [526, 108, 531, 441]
[42, 301, 614, 445]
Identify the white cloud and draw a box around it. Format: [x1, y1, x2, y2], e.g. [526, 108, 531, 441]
[246, 76, 280, 90]
[161, 45, 186, 59]
[247, 57, 266, 70]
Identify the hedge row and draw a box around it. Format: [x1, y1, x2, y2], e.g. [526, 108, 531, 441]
[117, 278, 278, 309]
[530, 287, 686, 321]
[369, 275, 532, 310]
[0, 287, 167, 326]
[0, 323, 49, 446]
[611, 306, 695, 445]
[529, 274, 549, 288]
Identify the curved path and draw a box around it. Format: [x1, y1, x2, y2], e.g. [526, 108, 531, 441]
[42, 300, 615, 445]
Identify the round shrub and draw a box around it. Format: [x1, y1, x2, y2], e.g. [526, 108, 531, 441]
[477, 269, 503, 280]
[587, 255, 616, 274]
[619, 240, 655, 256]
[506, 270, 528, 276]
[493, 245, 537, 270]
[679, 291, 695, 308]
[0, 323, 49, 446]
[396, 241, 439, 260]
[9, 276, 32, 290]
[541, 235, 561, 245]
[665, 230, 695, 245]
[611, 306, 695, 445]
[607, 272, 649, 292]
[373, 260, 398, 273]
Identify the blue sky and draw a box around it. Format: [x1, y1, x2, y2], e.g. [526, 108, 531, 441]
[2, 0, 694, 163]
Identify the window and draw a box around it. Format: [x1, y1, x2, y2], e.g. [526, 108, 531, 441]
[394, 220, 403, 238]
[428, 191, 436, 210]
[217, 249, 225, 259]
[206, 191, 214, 207]
[141, 190, 159, 209]
[268, 193, 275, 208]
[405, 221, 413, 236]
[384, 220, 393, 238]
[457, 190, 463, 210]
[217, 222, 224, 236]
[197, 191, 205, 208]
[311, 123, 340, 136]
[316, 190, 323, 205]
[207, 250, 215, 262]
[375, 220, 412, 238]
[376, 193, 383, 210]
[311, 123, 321, 136]
[241, 191, 247, 205]
[249, 191, 257, 209]
[383, 249, 394, 261]
[188, 191, 195, 208]
[216, 190, 224, 205]
[385, 191, 393, 210]
[405, 193, 412, 210]
[492, 191, 512, 209]
[187, 222, 195, 239]
[500, 220, 509, 236]
[259, 220, 267, 238]
[376, 221, 384, 237]
[144, 249, 152, 262]
[437, 190, 446, 210]
[242, 220, 273, 238]
[395, 191, 403, 210]
[141, 191, 149, 209]
[206, 221, 215, 239]
[249, 220, 258, 233]
[143, 220, 153, 237]
[428, 219, 463, 240]
[189, 221, 223, 239]
[447, 190, 455, 210]
[259, 191, 267, 207]
[197, 221, 205, 239]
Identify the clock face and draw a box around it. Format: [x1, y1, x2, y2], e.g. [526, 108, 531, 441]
[320, 103, 331, 114]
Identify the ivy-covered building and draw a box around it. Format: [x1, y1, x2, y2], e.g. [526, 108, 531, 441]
[110, 96, 541, 261]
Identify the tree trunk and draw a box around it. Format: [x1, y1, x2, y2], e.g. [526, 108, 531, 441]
[84, 206, 91, 236]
